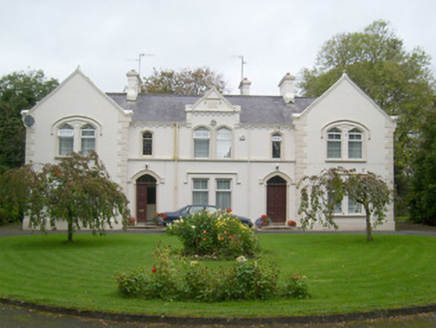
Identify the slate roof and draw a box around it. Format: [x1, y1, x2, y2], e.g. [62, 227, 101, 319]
[108, 93, 316, 125]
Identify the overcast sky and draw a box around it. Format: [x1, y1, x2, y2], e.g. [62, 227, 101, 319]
[1, 0, 436, 96]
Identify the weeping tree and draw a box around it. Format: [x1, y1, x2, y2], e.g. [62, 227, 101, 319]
[298, 167, 391, 241]
[0, 152, 130, 243]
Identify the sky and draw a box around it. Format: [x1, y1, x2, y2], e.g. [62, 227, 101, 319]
[1, 0, 436, 96]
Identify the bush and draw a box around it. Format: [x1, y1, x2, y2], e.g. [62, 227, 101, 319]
[116, 245, 309, 302]
[166, 210, 259, 259]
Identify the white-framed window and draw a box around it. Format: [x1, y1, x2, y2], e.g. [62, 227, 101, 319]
[348, 128, 362, 159]
[192, 179, 209, 204]
[142, 131, 153, 156]
[80, 124, 96, 155]
[327, 128, 342, 159]
[58, 124, 74, 156]
[216, 179, 231, 209]
[216, 128, 231, 158]
[272, 133, 282, 159]
[56, 121, 98, 157]
[194, 127, 210, 158]
[325, 124, 366, 161]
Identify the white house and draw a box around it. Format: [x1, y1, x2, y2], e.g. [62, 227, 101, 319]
[21, 68, 397, 231]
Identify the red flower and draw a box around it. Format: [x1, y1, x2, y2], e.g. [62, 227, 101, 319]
[293, 274, 300, 279]
[229, 235, 233, 239]
[152, 267, 157, 273]
[203, 238, 206, 241]
[203, 230, 207, 234]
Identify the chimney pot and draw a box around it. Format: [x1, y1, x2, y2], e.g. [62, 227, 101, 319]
[278, 73, 295, 103]
[239, 78, 251, 95]
[126, 69, 142, 101]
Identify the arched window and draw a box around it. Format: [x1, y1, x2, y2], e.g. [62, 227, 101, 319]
[272, 133, 282, 159]
[142, 131, 153, 155]
[58, 124, 74, 156]
[348, 128, 362, 159]
[216, 128, 231, 158]
[327, 128, 342, 159]
[80, 124, 96, 155]
[194, 127, 210, 158]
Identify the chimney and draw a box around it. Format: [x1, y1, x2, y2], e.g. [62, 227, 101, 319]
[278, 73, 295, 103]
[239, 78, 251, 95]
[126, 69, 142, 101]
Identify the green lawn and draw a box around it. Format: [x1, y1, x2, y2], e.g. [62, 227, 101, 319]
[0, 233, 435, 317]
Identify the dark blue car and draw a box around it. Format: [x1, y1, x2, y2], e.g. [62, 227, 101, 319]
[158, 205, 253, 227]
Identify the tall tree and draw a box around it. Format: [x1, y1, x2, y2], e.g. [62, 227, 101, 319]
[0, 152, 130, 242]
[0, 70, 59, 172]
[298, 167, 391, 242]
[299, 20, 435, 214]
[143, 67, 227, 95]
[409, 106, 436, 225]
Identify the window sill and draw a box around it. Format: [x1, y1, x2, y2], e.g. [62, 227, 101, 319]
[326, 159, 366, 163]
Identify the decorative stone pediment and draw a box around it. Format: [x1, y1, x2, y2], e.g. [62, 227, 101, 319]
[185, 88, 241, 114]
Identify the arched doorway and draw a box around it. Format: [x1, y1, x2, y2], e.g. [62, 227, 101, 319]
[136, 174, 157, 223]
[267, 176, 287, 223]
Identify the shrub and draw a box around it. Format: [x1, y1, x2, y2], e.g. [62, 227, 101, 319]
[281, 273, 311, 299]
[166, 210, 259, 259]
[116, 245, 309, 302]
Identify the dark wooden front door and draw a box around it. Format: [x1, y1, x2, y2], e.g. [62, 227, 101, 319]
[136, 175, 157, 223]
[267, 176, 287, 223]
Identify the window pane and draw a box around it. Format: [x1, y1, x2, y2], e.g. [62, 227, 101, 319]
[143, 132, 153, 155]
[59, 137, 74, 156]
[217, 191, 231, 209]
[193, 192, 208, 205]
[217, 128, 231, 158]
[327, 128, 342, 159]
[348, 129, 362, 159]
[59, 124, 74, 156]
[272, 133, 281, 158]
[81, 125, 96, 155]
[327, 141, 341, 158]
[194, 139, 209, 158]
[193, 179, 208, 190]
[193, 179, 208, 205]
[194, 128, 210, 158]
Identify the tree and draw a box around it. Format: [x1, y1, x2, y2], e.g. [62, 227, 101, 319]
[299, 20, 435, 214]
[0, 152, 130, 243]
[143, 67, 227, 95]
[409, 107, 436, 225]
[298, 167, 391, 241]
[0, 70, 59, 172]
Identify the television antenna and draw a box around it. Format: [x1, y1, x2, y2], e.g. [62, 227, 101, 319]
[128, 53, 155, 76]
[232, 55, 247, 81]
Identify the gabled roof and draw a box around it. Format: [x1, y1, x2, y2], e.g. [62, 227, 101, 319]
[25, 67, 128, 117]
[295, 73, 396, 123]
[108, 92, 316, 125]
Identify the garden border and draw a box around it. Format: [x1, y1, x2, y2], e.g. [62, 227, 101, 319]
[1, 297, 436, 325]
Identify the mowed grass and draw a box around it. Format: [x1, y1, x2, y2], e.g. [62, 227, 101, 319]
[0, 233, 436, 317]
